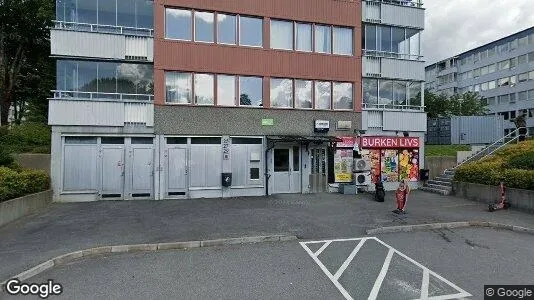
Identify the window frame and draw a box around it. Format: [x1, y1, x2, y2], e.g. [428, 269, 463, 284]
[216, 13, 237, 45]
[193, 10, 215, 43]
[270, 19, 294, 51]
[238, 15, 264, 48]
[165, 7, 193, 41]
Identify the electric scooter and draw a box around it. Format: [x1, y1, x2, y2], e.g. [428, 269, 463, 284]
[489, 182, 511, 212]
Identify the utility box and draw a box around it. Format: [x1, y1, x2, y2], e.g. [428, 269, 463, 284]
[419, 169, 430, 181]
[222, 173, 232, 187]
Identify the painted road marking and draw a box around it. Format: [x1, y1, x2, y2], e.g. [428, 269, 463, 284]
[300, 237, 472, 300]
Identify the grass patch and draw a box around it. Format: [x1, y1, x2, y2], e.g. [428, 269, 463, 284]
[424, 144, 470, 157]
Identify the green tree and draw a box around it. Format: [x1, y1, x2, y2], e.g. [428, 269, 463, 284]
[423, 90, 448, 118]
[240, 93, 252, 106]
[0, 0, 54, 125]
[424, 90, 488, 118]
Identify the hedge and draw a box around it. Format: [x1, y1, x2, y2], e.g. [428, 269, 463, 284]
[454, 140, 534, 190]
[0, 123, 51, 154]
[0, 167, 50, 202]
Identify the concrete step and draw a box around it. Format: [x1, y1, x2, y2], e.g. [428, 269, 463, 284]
[424, 183, 453, 190]
[419, 186, 452, 196]
[435, 176, 452, 183]
[444, 169, 455, 176]
[440, 173, 455, 179]
[427, 180, 452, 186]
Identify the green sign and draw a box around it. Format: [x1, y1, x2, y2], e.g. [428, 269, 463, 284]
[262, 119, 274, 126]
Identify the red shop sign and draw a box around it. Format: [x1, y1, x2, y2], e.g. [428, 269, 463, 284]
[361, 136, 420, 149]
[336, 136, 356, 148]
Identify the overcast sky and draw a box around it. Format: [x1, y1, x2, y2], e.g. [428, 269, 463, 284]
[424, 0, 534, 65]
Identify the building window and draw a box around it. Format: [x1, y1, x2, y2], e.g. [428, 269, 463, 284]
[393, 81, 407, 105]
[510, 75, 517, 86]
[379, 80, 394, 105]
[510, 57, 517, 69]
[488, 63, 496, 73]
[270, 78, 293, 108]
[239, 76, 263, 107]
[365, 25, 377, 51]
[217, 75, 236, 106]
[250, 168, 260, 180]
[473, 68, 481, 78]
[315, 81, 332, 109]
[165, 8, 192, 40]
[333, 82, 353, 110]
[510, 93, 517, 103]
[530, 90, 534, 101]
[378, 26, 391, 52]
[194, 11, 214, 43]
[519, 36, 528, 48]
[296, 23, 312, 52]
[406, 28, 420, 57]
[518, 54, 528, 65]
[270, 20, 293, 50]
[498, 77, 510, 87]
[217, 14, 236, 45]
[239, 16, 263, 47]
[487, 97, 496, 105]
[165, 72, 192, 104]
[194, 74, 214, 105]
[333, 27, 353, 55]
[295, 80, 312, 108]
[488, 80, 496, 90]
[480, 66, 488, 76]
[315, 25, 331, 54]
[530, 71, 534, 80]
[481, 82, 488, 91]
[510, 39, 518, 50]
[488, 47, 495, 57]
[499, 60, 510, 70]
[363, 78, 378, 106]
[519, 91, 528, 101]
[499, 94, 509, 104]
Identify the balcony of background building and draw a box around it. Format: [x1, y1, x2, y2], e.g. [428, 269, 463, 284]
[48, 91, 154, 127]
[362, 0, 424, 29]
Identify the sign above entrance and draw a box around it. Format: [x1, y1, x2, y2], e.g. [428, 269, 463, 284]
[262, 119, 274, 126]
[336, 136, 356, 148]
[314, 120, 330, 133]
[336, 121, 352, 131]
[361, 136, 420, 149]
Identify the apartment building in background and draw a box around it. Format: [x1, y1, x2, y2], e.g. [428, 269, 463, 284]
[48, 0, 426, 202]
[426, 26, 534, 136]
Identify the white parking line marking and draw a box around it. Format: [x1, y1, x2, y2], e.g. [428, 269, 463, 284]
[314, 241, 331, 257]
[334, 239, 365, 281]
[420, 268, 429, 299]
[300, 237, 472, 300]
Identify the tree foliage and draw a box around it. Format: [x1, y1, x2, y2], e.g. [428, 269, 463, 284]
[0, 0, 54, 125]
[424, 90, 488, 118]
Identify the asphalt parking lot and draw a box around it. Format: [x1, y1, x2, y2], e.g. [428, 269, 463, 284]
[7, 227, 533, 300]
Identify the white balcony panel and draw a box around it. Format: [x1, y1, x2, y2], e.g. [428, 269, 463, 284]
[381, 58, 425, 81]
[49, 100, 124, 126]
[362, 110, 384, 130]
[125, 36, 154, 61]
[363, 57, 381, 76]
[51, 29, 154, 61]
[383, 111, 427, 132]
[362, 1, 381, 22]
[125, 103, 154, 126]
[51, 30, 125, 59]
[381, 3, 424, 29]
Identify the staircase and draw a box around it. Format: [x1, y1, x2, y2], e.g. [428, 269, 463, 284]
[420, 127, 527, 196]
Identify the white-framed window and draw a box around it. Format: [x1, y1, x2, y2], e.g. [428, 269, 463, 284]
[296, 23, 312, 52]
[315, 81, 332, 109]
[488, 80, 496, 90]
[239, 16, 263, 47]
[239, 76, 263, 107]
[270, 19, 294, 50]
[194, 11, 214, 43]
[488, 63, 496, 73]
[217, 75, 237, 106]
[194, 73, 214, 105]
[333, 27, 353, 56]
[295, 80, 312, 108]
[270, 78, 293, 108]
[315, 24, 332, 54]
[217, 13, 237, 45]
[333, 82, 353, 110]
[165, 8, 192, 40]
[165, 72, 192, 104]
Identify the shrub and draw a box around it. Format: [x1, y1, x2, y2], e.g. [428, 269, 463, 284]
[0, 123, 51, 154]
[0, 148, 14, 167]
[506, 152, 534, 170]
[0, 167, 50, 202]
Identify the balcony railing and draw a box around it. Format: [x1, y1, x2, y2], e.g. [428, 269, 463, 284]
[363, 50, 423, 61]
[365, 0, 424, 8]
[54, 21, 153, 37]
[363, 103, 425, 111]
[51, 90, 154, 102]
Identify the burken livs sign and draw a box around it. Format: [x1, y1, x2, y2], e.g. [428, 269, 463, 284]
[361, 136, 420, 149]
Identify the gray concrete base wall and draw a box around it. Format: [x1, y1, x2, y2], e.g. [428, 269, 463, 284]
[453, 182, 534, 213]
[0, 190, 52, 227]
[425, 156, 456, 179]
[15, 154, 51, 175]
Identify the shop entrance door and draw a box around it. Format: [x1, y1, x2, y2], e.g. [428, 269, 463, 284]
[310, 148, 327, 193]
[272, 146, 301, 194]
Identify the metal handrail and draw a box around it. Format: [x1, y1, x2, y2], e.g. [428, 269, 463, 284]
[54, 20, 154, 37]
[51, 90, 154, 102]
[453, 127, 527, 170]
[362, 50, 424, 61]
[363, 103, 425, 111]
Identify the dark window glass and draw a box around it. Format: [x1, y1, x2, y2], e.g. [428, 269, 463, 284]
[365, 25, 377, 50]
[379, 26, 391, 52]
[191, 137, 221, 144]
[293, 146, 300, 172]
[379, 80, 394, 105]
[77, 0, 97, 24]
[407, 82, 422, 107]
[97, 62, 118, 96]
[250, 168, 260, 180]
[231, 138, 262, 145]
[131, 137, 153, 144]
[98, 0, 116, 27]
[274, 149, 290, 172]
[65, 137, 97, 144]
[391, 27, 405, 53]
[77, 61, 98, 94]
[101, 137, 125, 144]
[363, 78, 378, 105]
[167, 137, 187, 144]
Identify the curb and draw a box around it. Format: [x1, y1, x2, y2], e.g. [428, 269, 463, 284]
[366, 221, 534, 235]
[0, 234, 297, 288]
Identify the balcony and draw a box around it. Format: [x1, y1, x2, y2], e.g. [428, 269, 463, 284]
[363, 56, 425, 81]
[51, 21, 154, 61]
[48, 91, 154, 127]
[363, 0, 424, 29]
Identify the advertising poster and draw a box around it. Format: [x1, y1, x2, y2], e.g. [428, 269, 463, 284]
[334, 149, 353, 183]
[381, 150, 398, 182]
[370, 150, 381, 183]
[398, 149, 419, 182]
